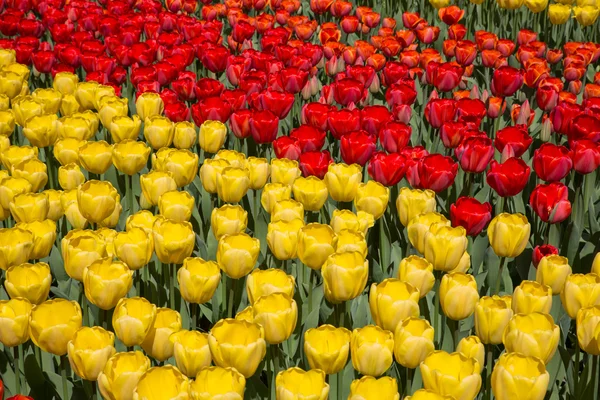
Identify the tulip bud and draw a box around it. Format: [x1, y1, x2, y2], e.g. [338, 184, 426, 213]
[407, 212, 450, 254]
[178, 257, 221, 304]
[217, 167, 251, 203]
[292, 176, 329, 211]
[83, 258, 133, 310]
[200, 159, 229, 195]
[0, 227, 34, 271]
[536, 255, 572, 294]
[5, 262, 51, 304]
[393, 317, 435, 369]
[424, 223, 468, 272]
[475, 295, 514, 345]
[440, 272, 480, 320]
[560, 273, 600, 319]
[351, 325, 395, 377]
[487, 213, 531, 258]
[276, 368, 330, 400]
[503, 312, 560, 364]
[68, 326, 116, 381]
[576, 305, 600, 355]
[252, 293, 298, 344]
[136, 92, 164, 121]
[420, 351, 482, 399]
[456, 336, 485, 369]
[98, 351, 151, 400]
[398, 256, 435, 298]
[369, 279, 420, 332]
[354, 181, 390, 219]
[112, 297, 157, 348]
[322, 251, 369, 303]
[593, 253, 600, 276]
[141, 308, 182, 362]
[348, 376, 400, 400]
[267, 218, 305, 260]
[324, 163, 362, 202]
[304, 325, 351, 375]
[133, 366, 190, 400]
[492, 352, 550, 400]
[512, 280, 553, 314]
[29, 298, 82, 355]
[61, 229, 107, 281]
[262, 182, 292, 214]
[247, 156, 270, 190]
[211, 204, 248, 240]
[297, 223, 336, 271]
[169, 330, 212, 378]
[0, 298, 32, 347]
[217, 233, 260, 279]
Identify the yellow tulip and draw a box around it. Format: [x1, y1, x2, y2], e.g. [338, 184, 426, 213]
[61, 189, 88, 229]
[58, 115, 94, 141]
[42, 189, 63, 220]
[512, 280, 553, 314]
[267, 218, 305, 260]
[424, 223, 468, 272]
[440, 272, 480, 320]
[369, 279, 420, 332]
[141, 307, 182, 362]
[576, 305, 600, 355]
[216, 233, 260, 278]
[396, 188, 437, 226]
[262, 182, 292, 213]
[214, 149, 247, 169]
[304, 324, 351, 374]
[53, 72, 79, 95]
[190, 366, 246, 400]
[0, 71, 25, 100]
[429, 0, 450, 8]
[112, 140, 151, 175]
[322, 251, 369, 303]
[593, 253, 600, 275]
[68, 326, 116, 381]
[0, 110, 15, 137]
[98, 96, 128, 128]
[83, 258, 133, 310]
[18, 219, 57, 260]
[536, 255, 572, 294]
[199, 120, 227, 153]
[503, 312, 560, 364]
[456, 336, 485, 370]
[9, 192, 49, 222]
[246, 269, 295, 305]
[276, 368, 329, 400]
[351, 325, 395, 377]
[548, 3, 571, 23]
[292, 176, 328, 211]
[0, 48, 15, 67]
[60, 94, 81, 116]
[0, 94, 8, 111]
[112, 297, 157, 347]
[451, 251, 471, 273]
[211, 204, 248, 240]
[144, 116, 174, 149]
[0, 298, 32, 347]
[12, 95, 44, 126]
[22, 113, 59, 148]
[497, 0, 524, 8]
[0, 227, 34, 271]
[348, 376, 400, 400]
[158, 190, 194, 223]
[235, 306, 255, 322]
[110, 115, 142, 143]
[420, 351, 481, 400]
[217, 166, 250, 203]
[561, 273, 600, 319]
[405, 389, 455, 400]
[12, 158, 48, 192]
[79, 140, 113, 175]
[94, 85, 116, 110]
[140, 170, 177, 206]
[98, 351, 151, 400]
[247, 156, 270, 190]
[488, 213, 531, 258]
[272, 199, 304, 222]
[132, 366, 190, 400]
[271, 158, 302, 186]
[208, 318, 267, 378]
[136, 92, 164, 121]
[173, 121, 196, 150]
[393, 317, 435, 369]
[153, 217, 195, 264]
[354, 181, 390, 219]
[199, 158, 230, 194]
[96, 228, 118, 258]
[253, 293, 298, 344]
[74, 81, 98, 110]
[77, 180, 118, 223]
[169, 330, 212, 378]
[61, 229, 107, 281]
[334, 229, 368, 257]
[54, 138, 83, 165]
[297, 223, 336, 271]
[126, 210, 157, 235]
[58, 163, 85, 190]
[1, 145, 38, 172]
[398, 256, 435, 298]
[474, 296, 514, 345]
[163, 149, 199, 188]
[324, 163, 362, 202]
[113, 228, 153, 271]
[29, 298, 82, 355]
[330, 209, 374, 236]
[491, 352, 550, 400]
[574, 5, 600, 25]
[407, 212, 449, 254]
[178, 257, 221, 304]
[5, 262, 51, 304]
[32, 88, 62, 114]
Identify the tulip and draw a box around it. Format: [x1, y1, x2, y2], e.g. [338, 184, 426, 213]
[158, 190, 194, 223]
[112, 297, 157, 347]
[54, 138, 83, 166]
[271, 158, 302, 186]
[368, 152, 408, 187]
[0, 110, 15, 138]
[22, 114, 58, 148]
[141, 307, 182, 362]
[488, 213, 531, 258]
[272, 199, 305, 222]
[60, 95, 82, 116]
[211, 204, 248, 240]
[98, 96, 129, 128]
[163, 150, 199, 188]
[354, 181, 390, 220]
[0, 298, 32, 347]
[267, 218, 305, 260]
[60, 191, 88, 230]
[561, 273, 600, 319]
[189, 367, 247, 400]
[253, 293, 298, 344]
[12, 158, 48, 192]
[393, 317, 435, 369]
[440, 272, 480, 320]
[153, 218, 195, 265]
[330, 209, 375, 236]
[576, 305, 600, 355]
[169, 330, 212, 378]
[513, 280, 553, 314]
[0, 177, 33, 210]
[114, 228, 154, 271]
[172, 121, 196, 150]
[276, 368, 329, 400]
[420, 351, 481, 400]
[246, 269, 295, 305]
[9, 192, 49, 223]
[322, 251, 369, 303]
[68, 326, 116, 381]
[216, 167, 250, 203]
[140, 171, 177, 207]
[29, 298, 82, 355]
[408, 217, 455, 264]
[351, 325, 394, 377]
[136, 92, 164, 121]
[53, 72, 79, 95]
[574, 5, 600, 26]
[262, 183, 292, 214]
[58, 163, 85, 190]
[144, 116, 175, 150]
[198, 120, 227, 154]
[110, 115, 142, 143]
[304, 325, 351, 374]
[98, 351, 151, 400]
[297, 223, 336, 271]
[407, 154, 459, 193]
[475, 296, 514, 345]
[77, 180, 119, 224]
[5, 262, 51, 304]
[533, 143, 573, 182]
[398, 256, 435, 298]
[235, 306, 255, 323]
[178, 257, 221, 304]
[324, 163, 362, 202]
[58, 115, 95, 141]
[348, 376, 400, 400]
[491, 66, 524, 96]
[61, 229, 107, 281]
[536, 255, 572, 294]
[486, 158, 531, 197]
[83, 258, 133, 310]
[13, 96, 45, 127]
[335, 229, 368, 256]
[132, 366, 190, 400]
[208, 318, 267, 378]
[247, 157, 270, 190]
[217, 233, 260, 279]
[214, 150, 246, 169]
[396, 189, 437, 229]
[491, 352, 550, 400]
[0, 227, 34, 271]
[369, 279, 420, 332]
[503, 312, 560, 364]
[77, 141, 113, 176]
[456, 336, 485, 369]
[200, 159, 230, 194]
[450, 197, 492, 237]
[341, 130, 377, 166]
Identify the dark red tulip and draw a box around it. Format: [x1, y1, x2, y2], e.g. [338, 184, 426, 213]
[333, 77, 365, 106]
[191, 97, 232, 125]
[529, 182, 572, 224]
[258, 89, 295, 119]
[455, 136, 494, 173]
[424, 98, 456, 129]
[302, 102, 332, 131]
[406, 154, 458, 193]
[361, 105, 392, 136]
[427, 62, 463, 92]
[250, 110, 279, 144]
[276, 67, 309, 94]
[536, 79, 561, 112]
[379, 121, 412, 153]
[455, 98, 486, 125]
[569, 114, 600, 142]
[194, 78, 224, 100]
[494, 125, 533, 159]
[532, 244, 559, 268]
[491, 66, 524, 97]
[32, 50, 56, 73]
[221, 89, 246, 112]
[327, 108, 361, 139]
[550, 101, 582, 136]
[230, 109, 253, 139]
[450, 196, 492, 236]
[164, 102, 190, 122]
[273, 136, 301, 160]
[486, 157, 531, 197]
[201, 45, 229, 73]
[290, 125, 326, 152]
[299, 150, 333, 179]
[533, 143, 573, 182]
[570, 140, 600, 174]
[382, 61, 409, 87]
[368, 151, 408, 186]
[340, 130, 377, 166]
[385, 82, 418, 108]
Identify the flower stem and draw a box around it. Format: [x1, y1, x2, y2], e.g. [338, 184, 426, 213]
[61, 355, 69, 400]
[485, 345, 494, 400]
[170, 263, 176, 310]
[433, 271, 441, 347]
[228, 277, 236, 318]
[13, 347, 20, 395]
[337, 369, 344, 400]
[494, 257, 507, 295]
[574, 333, 580, 397]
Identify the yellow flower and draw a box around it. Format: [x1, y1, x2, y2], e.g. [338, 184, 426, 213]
[351, 325, 394, 377]
[211, 204, 248, 240]
[214, 149, 246, 168]
[126, 210, 158, 235]
[217, 233, 260, 279]
[474, 296, 514, 345]
[12, 95, 44, 126]
[112, 297, 157, 347]
[173, 121, 196, 150]
[190, 366, 246, 400]
[407, 212, 449, 254]
[488, 213, 531, 258]
[0, 48, 15, 67]
[393, 317, 435, 369]
[424, 223, 467, 272]
[576, 305, 600, 355]
[335, 229, 368, 257]
[322, 251, 369, 303]
[79, 140, 113, 175]
[217, 166, 250, 203]
[58, 115, 94, 140]
[60, 94, 81, 116]
[549, 3, 572, 23]
[83, 258, 133, 310]
[276, 368, 329, 400]
[421, 351, 481, 400]
[330, 209, 374, 236]
[262, 182, 292, 214]
[136, 92, 164, 120]
[98, 351, 151, 400]
[246, 269, 295, 305]
[491, 353, 550, 400]
[112, 140, 151, 176]
[68, 326, 116, 381]
[141, 307, 182, 362]
[574, 5, 600, 25]
[177, 257, 221, 304]
[58, 163, 85, 190]
[54, 138, 83, 165]
[304, 325, 351, 374]
[163, 149, 199, 188]
[77, 180, 118, 223]
[98, 96, 129, 128]
[398, 256, 435, 298]
[396, 188, 437, 226]
[113, 228, 154, 271]
[348, 376, 400, 400]
[429, 0, 450, 8]
[440, 272, 480, 321]
[32, 88, 62, 114]
[74, 81, 99, 110]
[405, 389, 455, 400]
[235, 306, 255, 322]
[144, 116, 174, 149]
[23, 113, 59, 147]
[132, 366, 190, 400]
[153, 217, 195, 264]
[456, 336, 485, 370]
[512, 280, 553, 314]
[199, 120, 227, 153]
[18, 219, 57, 260]
[53, 72, 79, 95]
[503, 312, 560, 364]
[267, 218, 305, 260]
[29, 298, 82, 355]
[5, 262, 51, 304]
[560, 273, 600, 319]
[0, 110, 15, 137]
[369, 279, 420, 332]
[199, 158, 230, 194]
[247, 156, 270, 190]
[9, 192, 49, 223]
[158, 190, 194, 223]
[0, 298, 33, 347]
[208, 318, 267, 378]
[110, 115, 142, 143]
[324, 163, 362, 202]
[61, 229, 107, 281]
[536, 255, 572, 294]
[0, 71, 25, 100]
[272, 199, 304, 222]
[497, 0, 524, 8]
[1, 145, 38, 171]
[169, 330, 212, 378]
[292, 176, 328, 211]
[12, 158, 48, 192]
[354, 181, 389, 219]
[140, 170, 177, 206]
[297, 223, 336, 270]
[43, 189, 64, 220]
[253, 293, 298, 344]
[271, 158, 302, 186]
[451, 251, 471, 274]
[61, 189, 88, 229]
[0, 227, 34, 271]
[0, 94, 8, 111]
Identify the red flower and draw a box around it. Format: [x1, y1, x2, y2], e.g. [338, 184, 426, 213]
[532, 244, 559, 268]
[529, 182, 572, 223]
[258, 89, 295, 119]
[340, 130, 377, 166]
[494, 125, 533, 159]
[191, 97, 232, 125]
[232, 20, 256, 43]
[164, 102, 190, 122]
[299, 150, 333, 179]
[450, 196, 492, 236]
[200, 45, 230, 73]
[302, 102, 332, 131]
[385, 82, 417, 108]
[455, 40, 477, 66]
[327, 108, 361, 139]
[448, 24, 467, 40]
[333, 78, 365, 106]
[536, 80, 561, 111]
[32, 50, 56, 73]
[406, 154, 458, 193]
[424, 98, 456, 129]
[438, 6, 465, 25]
[569, 114, 600, 142]
[491, 66, 524, 97]
[368, 151, 408, 186]
[361, 105, 392, 136]
[570, 140, 600, 174]
[379, 121, 412, 153]
[346, 65, 376, 88]
[250, 110, 279, 144]
[427, 62, 463, 92]
[455, 98, 486, 125]
[533, 143, 573, 182]
[486, 157, 531, 197]
[171, 76, 196, 102]
[455, 136, 494, 173]
[273, 136, 301, 160]
[230, 109, 253, 139]
[276, 67, 309, 94]
[290, 125, 326, 153]
[550, 101, 582, 135]
[194, 78, 224, 100]
[440, 121, 469, 149]
[221, 89, 246, 112]
[382, 61, 409, 87]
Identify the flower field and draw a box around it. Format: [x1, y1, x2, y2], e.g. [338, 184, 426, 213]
[1, 0, 600, 398]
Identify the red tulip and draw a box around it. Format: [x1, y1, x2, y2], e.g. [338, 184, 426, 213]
[200, 45, 230, 73]
[494, 125, 533, 159]
[455, 98, 486, 125]
[361, 105, 392, 136]
[491, 66, 524, 97]
[290, 125, 326, 153]
[340, 15, 360, 34]
[569, 114, 600, 142]
[529, 182, 572, 224]
[302, 102, 332, 131]
[258, 89, 295, 119]
[570, 140, 600, 174]
[346, 65, 376, 88]
[299, 150, 333, 179]
[415, 25, 440, 44]
[333, 77, 365, 106]
[438, 6, 465, 25]
[385, 82, 418, 108]
[533, 143, 573, 182]
[439, 121, 468, 149]
[191, 97, 232, 125]
[171, 76, 196, 102]
[532, 244, 559, 268]
[536, 79, 561, 112]
[32, 50, 56, 73]
[276, 67, 309, 94]
[406, 154, 458, 193]
[164, 102, 190, 122]
[455, 40, 477, 66]
[273, 136, 301, 160]
[550, 101, 582, 136]
[368, 151, 408, 186]
[232, 20, 256, 43]
[450, 196, 492, 236]
[7, 396, 34, 400]
[340, 130, 377, 166]
[427, 62, 463, 92]
[230, 109, 253, 139]
[194, 78, 224, 100]
[250, 110, 279, 144]
[425, 98, 456, 129]
[486, 157, 531, 197]
[517, 29, 537, 46]
[382, 61, 409, 87]
[475, 31, 498, 51]
[327, 108, 361, 139]
[455, 136, 494, 173]
[379, 121, 412, 153]
[448, 24, 467, 41]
